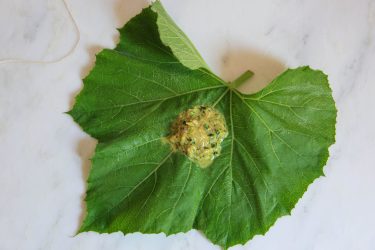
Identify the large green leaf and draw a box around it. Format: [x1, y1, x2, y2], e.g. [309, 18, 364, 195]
[69, 2, 336, 249]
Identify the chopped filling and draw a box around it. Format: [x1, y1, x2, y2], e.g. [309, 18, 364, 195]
[167, 105, 228, 168]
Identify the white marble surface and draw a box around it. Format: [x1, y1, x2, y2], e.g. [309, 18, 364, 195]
[1, 0, 375, 249]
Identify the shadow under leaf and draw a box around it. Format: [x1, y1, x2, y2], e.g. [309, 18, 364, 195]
[220, 47, 286, 94]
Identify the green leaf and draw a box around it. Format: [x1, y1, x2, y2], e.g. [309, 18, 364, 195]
[69, 2, 336, 249]
[151, 1, 210, 70]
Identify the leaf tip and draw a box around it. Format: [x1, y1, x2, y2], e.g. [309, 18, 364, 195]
[64, 110, 72, 116]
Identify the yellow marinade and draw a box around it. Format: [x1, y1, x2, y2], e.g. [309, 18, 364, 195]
[167, 106, 228, 168]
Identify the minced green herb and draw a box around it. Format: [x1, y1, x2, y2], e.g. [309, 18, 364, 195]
[167, 106, 228, 167]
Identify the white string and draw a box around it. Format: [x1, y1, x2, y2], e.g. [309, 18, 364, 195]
[0, 0, 80, 65]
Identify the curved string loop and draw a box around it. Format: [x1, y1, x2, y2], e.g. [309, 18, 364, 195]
[0, 0, 80, 65]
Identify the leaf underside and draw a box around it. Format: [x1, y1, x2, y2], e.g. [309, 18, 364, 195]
[69, 1, 337, 249]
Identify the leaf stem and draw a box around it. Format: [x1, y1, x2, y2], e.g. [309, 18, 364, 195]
[230, 70, 254, 89]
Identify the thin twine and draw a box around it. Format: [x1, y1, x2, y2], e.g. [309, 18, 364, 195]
[0, 0, 80, 65]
